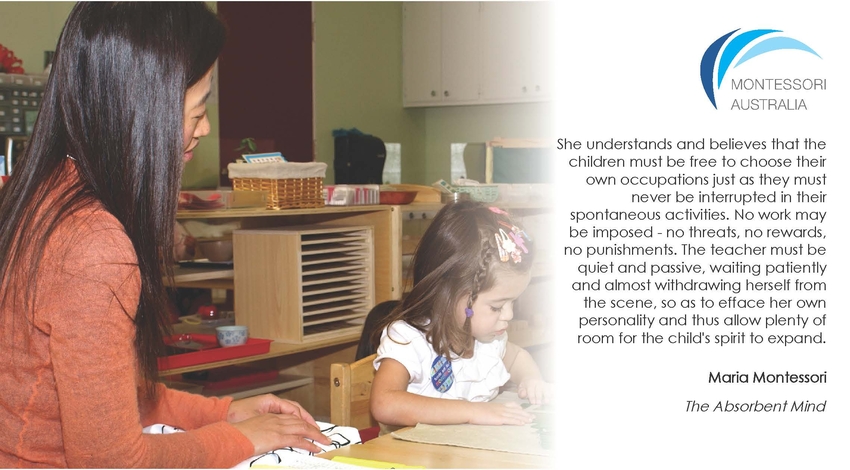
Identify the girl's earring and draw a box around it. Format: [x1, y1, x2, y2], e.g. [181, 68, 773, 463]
[465, 307, 474, 318]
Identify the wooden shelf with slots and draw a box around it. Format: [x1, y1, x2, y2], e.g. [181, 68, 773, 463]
[160, 205, 401, 415]
[233, 225, 375, 344]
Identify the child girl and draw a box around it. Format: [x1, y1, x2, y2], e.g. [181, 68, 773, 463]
[370, 201, 552, 429]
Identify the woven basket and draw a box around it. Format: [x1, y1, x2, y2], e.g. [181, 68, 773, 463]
[455, 184, 499, 203]
[228, 162, 327, 210]
[232, 177, 324, 210]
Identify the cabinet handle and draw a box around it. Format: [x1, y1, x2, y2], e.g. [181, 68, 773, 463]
[535, 85, 541, 92]
[444, 90, 450, 97]
[431, 90, 436, 97]
[522, 86, 527, 93]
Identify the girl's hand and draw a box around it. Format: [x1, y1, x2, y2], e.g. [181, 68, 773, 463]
[227, 394, 319, 428]
[231, 413, 332, 455]
[469, 401, 535, 426]
[518, 378, 553, 405]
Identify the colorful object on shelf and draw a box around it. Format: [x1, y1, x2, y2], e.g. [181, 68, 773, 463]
[242, 152, 286, 163]
[196, 304, 219, 320]
[379, 190, 417, 205]
[325, 184, 380, 205]
[216, 325, 249, 347]
[157, 334, 272, 371]
[178, 191, 224, 210]
[0, 44, 25, 74]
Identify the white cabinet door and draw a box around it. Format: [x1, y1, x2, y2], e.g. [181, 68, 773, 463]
[440, 2, 480, 103]
[403, 1, 548, 107]
[403, 2, 480, 107]
[402, 2, 442, 105]
[479, 1, 550, 102]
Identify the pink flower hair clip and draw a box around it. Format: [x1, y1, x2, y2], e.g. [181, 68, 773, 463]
[495, 228, 527, 263]
[489, 207, 531, 263]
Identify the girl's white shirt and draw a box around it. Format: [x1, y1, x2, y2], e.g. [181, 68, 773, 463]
[374, 320, 511, 401]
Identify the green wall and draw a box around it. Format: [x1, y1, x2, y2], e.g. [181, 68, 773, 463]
[0, 1, 220, 189]
[2, 2, 551, 187]
[422, 102, 552, 184]
[314, 2, 551, 185]
[0, 2, 72, 74]
[313, 2, 426, 184]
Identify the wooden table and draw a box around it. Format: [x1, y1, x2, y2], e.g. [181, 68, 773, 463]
[318, 431, 552, 468]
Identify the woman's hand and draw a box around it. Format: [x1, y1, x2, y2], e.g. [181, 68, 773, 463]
[518, 378, 553, 405]
[227, 394, 319, 428]
[231, 413, 332, 455]
[468, 401, 534, 426]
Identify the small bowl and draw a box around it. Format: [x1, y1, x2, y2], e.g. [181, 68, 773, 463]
[199, 239, 233, 262]
[440, 192, 471, 204]
[216, 325, 248, 347]
[379, 190, 417, 205]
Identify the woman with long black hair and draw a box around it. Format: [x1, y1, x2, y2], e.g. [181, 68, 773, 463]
[0, 3, 328, 467]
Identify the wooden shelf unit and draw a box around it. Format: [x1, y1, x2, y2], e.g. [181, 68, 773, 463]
[196, 374, 315, 400]
[158, 332, 361, 376]
[174, 205, 401, 302]
[234, 225, 375, 344]
[163, 206, 400, 417]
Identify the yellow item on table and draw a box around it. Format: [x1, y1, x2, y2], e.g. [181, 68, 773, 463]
[331, 456, 425, 468]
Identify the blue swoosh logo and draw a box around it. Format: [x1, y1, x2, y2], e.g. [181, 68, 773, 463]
[700, 29, 821, 109]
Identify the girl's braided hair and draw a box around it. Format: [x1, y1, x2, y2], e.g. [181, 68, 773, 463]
[372, 200, 534, 359]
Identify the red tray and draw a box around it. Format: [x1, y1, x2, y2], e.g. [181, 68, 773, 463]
[158, 334, 273, 371]
[188, 366, 281, 391]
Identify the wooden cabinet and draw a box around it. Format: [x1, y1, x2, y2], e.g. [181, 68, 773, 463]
[171, 205, 401, 301]
[402, 2, 480, 106]
[234, 225, 375, 344]
[402, 1, 550, 108]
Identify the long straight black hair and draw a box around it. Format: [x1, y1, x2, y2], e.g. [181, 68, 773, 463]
[0, 2, 225, 393]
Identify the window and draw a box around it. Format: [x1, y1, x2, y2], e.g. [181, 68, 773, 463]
[382, 143, 401, 184]
[450, 143, 468, 182]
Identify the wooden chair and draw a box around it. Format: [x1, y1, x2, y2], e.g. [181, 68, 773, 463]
[355, 300, 399, 361]
[330, 353, 379, 440]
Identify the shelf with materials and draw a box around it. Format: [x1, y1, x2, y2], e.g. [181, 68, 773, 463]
[172, 205, 401, 299]
[162, 205, 402, 418]
[168, 265, 234, 289]
[159, 330, 361, 376]
[159, 327, 362, 419]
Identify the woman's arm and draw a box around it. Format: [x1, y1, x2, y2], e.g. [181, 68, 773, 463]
[371, 359, 533, 427]
[45, 217, 254, 468]
[503, 342, 553, 405]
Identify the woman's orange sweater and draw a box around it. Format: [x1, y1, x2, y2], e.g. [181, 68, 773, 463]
[0, 170, 254, 468]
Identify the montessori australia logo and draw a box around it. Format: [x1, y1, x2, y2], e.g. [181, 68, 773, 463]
[699, 29, 823, 110]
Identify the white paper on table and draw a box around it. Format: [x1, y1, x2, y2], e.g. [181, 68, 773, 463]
[143, 420, 361, 468]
